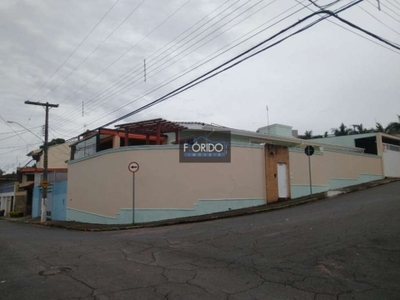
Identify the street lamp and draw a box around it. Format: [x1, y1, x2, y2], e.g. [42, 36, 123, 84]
[7, 121, 43, 142]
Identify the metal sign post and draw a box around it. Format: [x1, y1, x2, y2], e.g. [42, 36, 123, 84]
[304, 146, 315, 196]
[128, 162, 139, 224]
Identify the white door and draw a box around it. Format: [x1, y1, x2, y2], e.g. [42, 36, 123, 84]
[277, 163, 288, 198]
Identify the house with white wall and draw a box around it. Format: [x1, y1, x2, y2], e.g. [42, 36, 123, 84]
[17, 142, 71, 219]
[312, 133, 400, 178]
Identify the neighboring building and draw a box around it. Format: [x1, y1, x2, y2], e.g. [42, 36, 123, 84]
[17, 142, 71, 219]
[69, 127, 167, 161]
[0, 174, 17, 216]
[312, 133, 400, 178]
[65, 119, 385, 225]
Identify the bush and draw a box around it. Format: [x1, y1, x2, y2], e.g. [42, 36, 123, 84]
[9, 211, 23, 218]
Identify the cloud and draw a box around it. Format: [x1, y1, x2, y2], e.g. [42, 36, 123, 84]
[1, 0, 400, 172]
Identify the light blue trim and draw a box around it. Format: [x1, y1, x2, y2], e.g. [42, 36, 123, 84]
[67, 198, 265, 224]
[32, 186, 41, 218]
[329, 174, 383, 190]
[290, 185, 330, 198]
[323, 148, 380, 158]
[289, 147, 323, 155]
[67, 208, 133, 224]
[231, 142, 264, 149]
[290, 174, 383, 198]
[51, 181, 67, 221]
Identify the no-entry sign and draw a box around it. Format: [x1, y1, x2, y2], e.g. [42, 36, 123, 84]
[128, 162, 139, 173]
[305, 145, 315, 156]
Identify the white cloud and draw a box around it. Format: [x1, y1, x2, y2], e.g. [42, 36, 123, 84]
[1, 0, 400, 172]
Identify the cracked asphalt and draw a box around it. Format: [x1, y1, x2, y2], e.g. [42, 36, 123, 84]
[1, 182, 400, 300]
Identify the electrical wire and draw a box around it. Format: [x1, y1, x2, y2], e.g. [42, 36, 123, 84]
[55, 0, 191, 106]
[98, 1, 400, 128]
[28, 0, 121, 102]
[367, 0, 400, 23]
[298, 0, 400, 53]
[0, 115, 30, 145]
[54, 0, 313, 135]
[24, 0, 121, 127]
[90, 3, 363, 129]
[380, 0, 400, 17]
[38, 0, 148, 103]
[56, 0, 235, 110]
[52, 0, 270, 128]
[386, 0, 400, 11]
[51, 0, 250, 126]
[359, 5, 400, 36]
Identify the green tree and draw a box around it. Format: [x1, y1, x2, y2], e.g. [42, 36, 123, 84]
[304, 130, 313, 139]
[40, 138, 65, 149]
[0, 169, 3, 175]
[352, 124, 371, 134]
[324, 131, 328, 138]
[375, 122, 386, 133]
[332, 123, 351, 136]
[386, 115, 400, 134]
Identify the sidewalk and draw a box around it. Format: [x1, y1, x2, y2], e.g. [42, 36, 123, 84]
[1, 178, 399, 232]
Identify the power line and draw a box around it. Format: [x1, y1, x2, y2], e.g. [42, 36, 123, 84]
[100, 1, 400, 129]
[359, 5, 400, 36]
[0, 115, 30, 145]
[51, 0, 244, 126]
[24, 0, 121, 128]
[56, 0, 313, 135]
[54, 0, 191, 106]
[367, 0, 400, 23]
[0, 126, 42, 135]
[95, 3, 366, 129]
[52, 0, 267, 128]
[386, 0, 400, 11]
[298, 0, 400, 53]
[380, 0, 400, 16]
[38, 0, 147, 103]
[56, 0, 233, 111]
[28, 0, 121, 102]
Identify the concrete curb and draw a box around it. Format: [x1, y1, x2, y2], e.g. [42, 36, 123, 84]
[1, 178, 399, 232]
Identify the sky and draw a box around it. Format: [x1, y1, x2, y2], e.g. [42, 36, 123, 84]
[0, 0, 400, 172]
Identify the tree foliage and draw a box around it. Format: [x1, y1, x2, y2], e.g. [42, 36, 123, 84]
[40, 138, 65, 149]
[300, 115, 399, 140]
[332, 123, 351, 136]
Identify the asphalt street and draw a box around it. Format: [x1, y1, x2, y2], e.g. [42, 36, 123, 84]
[1, 182, 400, 300]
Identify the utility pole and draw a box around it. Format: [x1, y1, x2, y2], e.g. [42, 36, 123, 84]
[24, 101, 59, 223]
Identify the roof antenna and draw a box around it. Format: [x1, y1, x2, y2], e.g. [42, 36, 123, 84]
[266, 105, 270, 134]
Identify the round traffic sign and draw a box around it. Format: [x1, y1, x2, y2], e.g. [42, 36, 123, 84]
[128, 162, 139, 173]
[41, 180, 50, 189]
[305, 145, 315, 156]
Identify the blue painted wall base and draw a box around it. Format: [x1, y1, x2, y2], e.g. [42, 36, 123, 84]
[67, 198, 265, 225]
[291, 174, 383, 199]
[32, 181, 67, 221]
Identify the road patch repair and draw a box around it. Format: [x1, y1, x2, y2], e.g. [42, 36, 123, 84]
[1, 178, 399, 232]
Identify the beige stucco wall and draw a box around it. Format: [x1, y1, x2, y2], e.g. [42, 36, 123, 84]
[36, 142, 71, 169]
[290, 150, 383, 185]
[67, 146, 265, 217]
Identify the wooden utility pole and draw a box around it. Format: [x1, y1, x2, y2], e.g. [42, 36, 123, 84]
[25, 101, 59, 223]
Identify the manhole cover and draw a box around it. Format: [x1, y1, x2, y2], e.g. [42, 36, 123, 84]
[39, 266, 72, 276]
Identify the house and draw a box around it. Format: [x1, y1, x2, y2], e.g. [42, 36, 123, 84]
[65, 118, 385, 225]
[0, 174, 17, 216]
[16, 142, 70, 219]
[312, 132, 400, 178]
